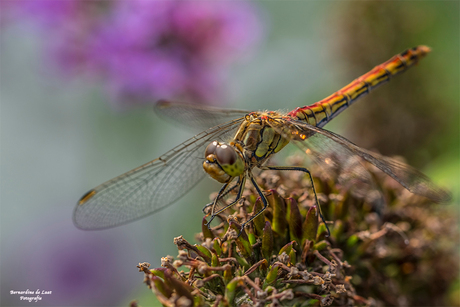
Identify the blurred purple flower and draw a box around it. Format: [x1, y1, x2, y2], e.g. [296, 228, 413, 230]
[4, 0, 263, 108]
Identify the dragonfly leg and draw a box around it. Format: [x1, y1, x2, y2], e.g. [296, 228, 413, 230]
[238, 172, 268, 237]
[205, 181, 230, 226]
[206, 176, 246, 227]
[262, 166, 331, 237]
[202, 179, 241, 214]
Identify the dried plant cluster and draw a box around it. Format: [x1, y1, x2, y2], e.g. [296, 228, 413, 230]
[137, 154, 458, 306]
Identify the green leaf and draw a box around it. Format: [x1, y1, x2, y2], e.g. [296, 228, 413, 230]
[212, 238, 222, 256]
[231, 242, 250, 270]
[313, 240, 329, 251]
[150, 268, 167, 279]
[164, 270, 194, 302]
[202, 217, 215, 239]
[279, 241, 296, 255]
[268, 190, 287, 236]
[252, 198, 266, 236]
[347, 234, 359, 248]
[286, 197, 302, 245]
[331, 220, 344, 241]
[211, 252, 221, 268]
[289, 248, 297, 264]
[263, 265, 280, 288]
[262, 221, 274, 261]
[196, 244, 212, 261]
[302, 206, 319, 246]
[151, 276, 172, 298]
[248, 232, 256, 245]
[225, 277, 243, 304]
[229, 221, 253, 260]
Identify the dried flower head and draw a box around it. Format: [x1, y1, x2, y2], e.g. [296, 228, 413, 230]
[138, 153, 458, 306]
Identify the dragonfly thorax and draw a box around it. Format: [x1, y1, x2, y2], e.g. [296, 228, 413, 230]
[234, 113, 290, 166]
[203, 141, 245, 183]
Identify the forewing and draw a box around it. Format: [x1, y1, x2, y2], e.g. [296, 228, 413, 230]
[154, 99, 251, 130]
[74, 118, 244, 230]
[271, 119, 451, 203]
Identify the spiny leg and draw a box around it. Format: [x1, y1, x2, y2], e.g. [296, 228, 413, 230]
[202, 178, 241, 214]
[206, 175, 246, 227]
[262, 165, 331, 237]
[207, 181, 231, 220]
[238, 172, 268, 237]
[211, 176, 247, 216]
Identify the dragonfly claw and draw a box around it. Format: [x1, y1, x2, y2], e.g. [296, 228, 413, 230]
[202, 202, 212, 214]
[205, 215, 215, 228]
[237, 223, 248, 238]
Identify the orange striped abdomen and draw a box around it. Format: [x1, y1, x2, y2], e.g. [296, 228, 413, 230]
[288, 46, 431, 127]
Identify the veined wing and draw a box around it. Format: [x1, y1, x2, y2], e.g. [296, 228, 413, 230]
[294, 131, 382, 202]
[270, 119, 451, 203]
[74, 118, 244, 230]
[154, 99, 251, 131]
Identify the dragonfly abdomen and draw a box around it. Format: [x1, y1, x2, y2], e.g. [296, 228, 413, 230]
[288, 45, 431, 127]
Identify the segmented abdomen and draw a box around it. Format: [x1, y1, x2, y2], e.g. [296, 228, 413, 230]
[288, 45, 431, 127]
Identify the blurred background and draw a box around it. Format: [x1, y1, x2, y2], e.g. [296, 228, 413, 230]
[1, 1, 458, 306]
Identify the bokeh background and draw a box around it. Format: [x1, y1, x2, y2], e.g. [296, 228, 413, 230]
[1, 1, 458, 306]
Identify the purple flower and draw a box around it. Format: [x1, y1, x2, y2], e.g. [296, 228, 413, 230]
[4, 0, 263, 108]
[87, 0, 263, 108]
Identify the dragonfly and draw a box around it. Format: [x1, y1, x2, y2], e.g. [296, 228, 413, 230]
[74, 45, 450, 234]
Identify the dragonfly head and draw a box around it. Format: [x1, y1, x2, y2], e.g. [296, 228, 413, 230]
[203, 141, 245, 183]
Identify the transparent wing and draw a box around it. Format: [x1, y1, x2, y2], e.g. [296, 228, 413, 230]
[154, 99, 251, 130]
[270, 119, 451, 203]
[298, 133, 381, 201]
[74, 118, 244, 230]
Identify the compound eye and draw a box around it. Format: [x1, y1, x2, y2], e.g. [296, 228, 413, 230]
[205, 141, 219, 158]
[215, 144, 237, 165]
